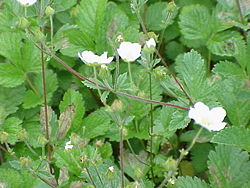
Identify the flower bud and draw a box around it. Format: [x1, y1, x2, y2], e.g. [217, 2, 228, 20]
[45, 6, 55, 17]
[111, 99, 124, 113]
[18, 129, 28, 141]
[0, 131, 8, 143]
[70, 133, 81, 145]
[96, 140, 103, 147]
[18, 17, 30, 29]
[70, 7, 79, 17]
[33, 28, 46, 42]
[167, 1, 177, 13]
[164, 157, 177, 172]
[20, 157, 30, 168]
[122, 128, 128, 137]
[105, 166, 115, 180]
[153, 66, 168, 80]
[37, 135, 48, 146]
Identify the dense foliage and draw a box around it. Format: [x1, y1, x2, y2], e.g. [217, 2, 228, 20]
[0, 0, 250, 187]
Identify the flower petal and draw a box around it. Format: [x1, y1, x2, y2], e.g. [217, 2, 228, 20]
[210, 107, 227, 122]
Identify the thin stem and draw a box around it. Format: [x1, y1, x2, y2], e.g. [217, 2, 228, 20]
[148, 73, 155, 181]
[25, 74, 40, 97]
[25, 141, 39, 156]
[126, 140, 149, 166]
[24, 7, 27, 17]
[133, 6, 193, 105]
[40, 44, 52, 173]
[157, 127, 203, 188]
[120, 127, 125, 188]
[235, 0, 247, 39]
[93, 66, 103, 103]
[127, 62, 134, 86]
[30, 42, 189, 111]
[93, 165, 104, 186]
[207, 50, 211, 72]
[49, 15, 54, 49]
[86, 167, 97, 188]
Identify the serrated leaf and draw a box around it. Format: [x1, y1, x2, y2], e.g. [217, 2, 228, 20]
[59, 89, 85, 133]
[215, 77, 250, 126]
[211, 127, 250, 151]
[169, 110, 190, 131]
[179, 5, 212, 41]
[212, 61, 245, 78]
[1, 117, 22, 144]
[174, 176, 210, 188]
[207, 30, 243, 56]
[175, 50, 210, 100]
[191, 143, 213, 173]
[0, 64, 25, 87]
[146, 2, 168, 31]
[82, 78, 105, 90]
[53, 0, 77, 12]
[83, 109, 111, 139]
[0, 85, 25, 119]
[23, 122, 43, 148]
[208, 145, 250, 188]
[23, 69, 58, 109]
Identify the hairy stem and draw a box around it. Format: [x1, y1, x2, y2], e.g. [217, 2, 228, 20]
[157, 127, 203, 188]
[30, 42, 189, 111]
[120, 127, 125, 188]
[40, 44, 52, 173]
[128, 62, 134, 86]
[149, 72, 155, 181]
[49, 15, 54, 49]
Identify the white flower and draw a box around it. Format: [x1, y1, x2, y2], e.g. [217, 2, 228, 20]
[78, 51, 113, 66]
[117, 42, 141, 62]
[98, 52, 114, 64]
[65, 141, 73, 150]
[188, 102, 227, 131]
[145, 38, 156, 48]
[108, 166, 114, 172]
[17, 0, 37, 6]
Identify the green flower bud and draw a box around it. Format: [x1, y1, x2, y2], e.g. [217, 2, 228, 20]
[18, 129, 28, 141]
[20, 157, 30, 168]
[153, 66, 168, 80]
[167, 1, 177, 13]
[134, 167, 144, 179]
[0, 131, 8, 143]
[70, 7, 79, 17]
[111, 99, 124, 113]
[37, 135, 48, 146]
[164, 157, 177, 172]
[105, 166, 115, 180]
[45, 6, 55, 17]
[33, 28, 46, 42]
[70, 133, 81, 145]
[122, 128, 128, 137]
[18, 17, 30, 29]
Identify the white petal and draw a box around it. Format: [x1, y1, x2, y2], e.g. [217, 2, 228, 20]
[210, 107, 226, 123]
[188, 102, 209, 121]
[208, 122, 227, 131]
[17, 0, 37, 6]
[117, 42, 141, 62]
[146, 38, 156, 48]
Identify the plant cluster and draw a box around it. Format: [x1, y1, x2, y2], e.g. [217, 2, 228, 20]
[0, 0, 250, 187]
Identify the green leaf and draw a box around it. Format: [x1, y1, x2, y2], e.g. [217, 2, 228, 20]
[191, 143, 213, 173]
[175, 50, 211, 101]
[207, 30, 243, 57]
[174, 176, 210, 188]
[1, 117, 22, 144]
[23, 69, 58, 109]
[0, 64, 25, 87]
[0, 32, 41, 73]
[0, 85, 25, 118]
[53, 0, 77, 12]
[75, 0, 107, 51]
[211, 127, 250, 152]
[23, 122, 43, 148]
[169, 110, 190, 131]
[83, 108, 111, 139]
[146, 2, 168, 31]
[215, 77, 250, 126]
[59, 89, 85, 133]
[212, 61, 245, 78]
[179, 5, 212, 41]
[208, 145, 250, 188]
